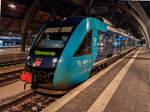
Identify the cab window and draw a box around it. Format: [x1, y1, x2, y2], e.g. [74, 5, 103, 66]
[73, 30, 92, 57]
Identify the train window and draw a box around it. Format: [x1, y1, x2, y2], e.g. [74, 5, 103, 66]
[106, 33, 113, 50]
[73, 30, 92, 57]
[114, 35, 120, 48]
[97, 31, 105, 54]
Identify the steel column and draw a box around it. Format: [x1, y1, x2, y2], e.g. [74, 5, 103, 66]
[21, 0, 43, 51]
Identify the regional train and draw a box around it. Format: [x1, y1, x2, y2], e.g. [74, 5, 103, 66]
[21, 16, 138, 94]
[0, 36, 21, 47]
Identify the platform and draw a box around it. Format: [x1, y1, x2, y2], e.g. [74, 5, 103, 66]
[0, 81, 31, 100]
[0, 47, 28, 59]
[43, 47, 150, 112]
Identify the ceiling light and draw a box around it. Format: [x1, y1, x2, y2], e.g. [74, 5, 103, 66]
[8, 3, 16, 9]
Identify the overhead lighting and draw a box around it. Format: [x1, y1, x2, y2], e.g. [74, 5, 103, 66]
[8, 3, 16, 9]
[0, 0, 1, 16]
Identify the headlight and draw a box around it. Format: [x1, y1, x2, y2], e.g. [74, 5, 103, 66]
[100, 43, 103, 46]
[27, 62, 30, 65]
[52, 58, 58, 63]
[27, 56, 30, 60]
[51, 63, 56, 68]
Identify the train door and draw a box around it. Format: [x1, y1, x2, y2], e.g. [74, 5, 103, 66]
[122, 37, 126, 50]
[124, 37, 128, 50]
[126, 37, 129, 49]
[105, 33, 113, 57]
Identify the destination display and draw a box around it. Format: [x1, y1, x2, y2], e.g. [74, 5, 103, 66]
[45, 26, 73, 33]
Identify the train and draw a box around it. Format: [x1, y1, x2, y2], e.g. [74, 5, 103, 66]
[21, 16, 138, 94]
[0, 36, 21, 47]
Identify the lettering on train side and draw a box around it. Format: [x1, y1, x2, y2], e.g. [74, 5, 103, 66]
[77, 60, 82, 66]
[94, 38, 96, 45]
[83, 60, 88, 64]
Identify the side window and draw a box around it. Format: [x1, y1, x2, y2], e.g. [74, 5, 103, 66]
[106, 33, 113, 49]
[73, 30, 92, 57]
[97, 31, 105, 54]
[114, 34, 120, 48]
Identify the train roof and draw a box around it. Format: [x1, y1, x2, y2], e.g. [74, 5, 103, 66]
[107, 25, 136, 40]
[46, 16, 85, 27]
[46, 16, 136, 40]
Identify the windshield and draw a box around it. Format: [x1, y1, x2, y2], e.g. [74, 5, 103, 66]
[32, 26, 73, 56]
[35, 26, 73, 49]
[37, 33, 68, 49]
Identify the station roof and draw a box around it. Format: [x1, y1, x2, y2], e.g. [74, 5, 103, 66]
[141, 2, 150, 19]
[1, 0, 150, 39]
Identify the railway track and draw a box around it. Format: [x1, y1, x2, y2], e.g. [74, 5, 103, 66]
[0, 63, 60, 111]
[0, 48, 137, 111]
[0, 53, 26, 68]
[0, 70, 23, 87]
[0, 60, 25, 67]
[0, 63, 25, 87]
[0, 63, 24, 74]
[0, 90, 60, 112]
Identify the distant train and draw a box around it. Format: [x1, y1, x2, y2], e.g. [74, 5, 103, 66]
[21, 17, 138, 94]
[0, 36, 21, 47]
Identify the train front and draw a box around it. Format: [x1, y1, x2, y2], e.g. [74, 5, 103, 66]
[21, 22, 75, 94]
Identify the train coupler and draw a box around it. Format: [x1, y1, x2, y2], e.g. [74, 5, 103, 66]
[24, 82, 30, 90]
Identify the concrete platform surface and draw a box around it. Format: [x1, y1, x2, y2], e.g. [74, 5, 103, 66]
[43, 47, 150, 112]
[0, 47, 28, 57]
[0, 81, 31, 100]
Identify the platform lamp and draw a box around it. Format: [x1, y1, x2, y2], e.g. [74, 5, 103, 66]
[8, 1, 16, 9]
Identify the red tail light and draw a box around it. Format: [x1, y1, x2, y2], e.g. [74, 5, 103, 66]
[20, 72, 32, 83]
